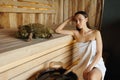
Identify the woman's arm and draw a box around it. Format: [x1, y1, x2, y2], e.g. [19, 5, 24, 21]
[91, 30, 103, 67]
[83, 30, 103, 76]
[55, 17, 75, 36]
[87, 30, 103, 71]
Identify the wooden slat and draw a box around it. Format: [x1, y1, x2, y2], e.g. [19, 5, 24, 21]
[88, 0, 97, 27]
[35, 13, 39, 23]
[54, 0, 58, 24]
[63, 0, 69, 20]
[68, 0, 72, 25]
[0, 0, 52, 9]
[0, 40, 24, 50]
[17, 13, 23, 26]
[29, 14, 35, 23]
[10, 54, 72, 80]
[20, 0, 49, 5]
[22, 13, 30, 25]
[10, 50, 73, 80]
[59, 0, 63, 23]
[0, 0, 56, 13]
[11, 58, 72, 80]
[47, 14, 52, 25]
[74, 0, 78, 13]
[9, 13, 17, 29]
[0, 13, 10, 28]
[20, 0, 56, 11]
[0, 32, 73, 73]
[51, 14, 55, 24]
[44, 13, 48, 25]
[38, 13, 44, 24]
[0, 45, 73, 80]
[0, 7, 55, 13]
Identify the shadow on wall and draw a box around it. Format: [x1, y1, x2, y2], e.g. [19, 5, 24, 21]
[101, 20, 120, 79]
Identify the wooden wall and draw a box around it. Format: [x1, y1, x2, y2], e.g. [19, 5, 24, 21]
[0, 1, 104, 79]
[0, 0, 104, 29]
[0, 0, 56, 29]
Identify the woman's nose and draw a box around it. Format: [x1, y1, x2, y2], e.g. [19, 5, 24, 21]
[76, 21, 80, 25]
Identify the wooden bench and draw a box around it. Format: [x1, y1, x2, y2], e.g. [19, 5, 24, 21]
[0, 29, 76, 80]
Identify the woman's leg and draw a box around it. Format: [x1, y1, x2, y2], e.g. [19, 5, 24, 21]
[87, 68, 102, 80]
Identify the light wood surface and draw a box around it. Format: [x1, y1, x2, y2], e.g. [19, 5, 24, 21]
[0, 0, 103, 29]
[0, 29, 75, 80]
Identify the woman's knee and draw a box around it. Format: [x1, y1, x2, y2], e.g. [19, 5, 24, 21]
[87, 72, 96, 80]
[87, 68, 101, 80]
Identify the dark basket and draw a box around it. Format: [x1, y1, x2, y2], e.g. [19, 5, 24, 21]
[35, 67, 78, 80]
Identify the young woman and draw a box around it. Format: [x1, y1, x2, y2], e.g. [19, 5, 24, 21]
[55, 11, 106, 80]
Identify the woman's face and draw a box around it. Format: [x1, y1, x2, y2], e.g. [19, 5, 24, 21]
[74, 14, 88, 29]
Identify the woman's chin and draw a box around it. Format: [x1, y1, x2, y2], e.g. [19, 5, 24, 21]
[79, 27, 82, 29]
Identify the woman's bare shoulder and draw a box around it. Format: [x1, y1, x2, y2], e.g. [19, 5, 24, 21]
[92, 29, 101, 34]
[92, 30, 102, 40]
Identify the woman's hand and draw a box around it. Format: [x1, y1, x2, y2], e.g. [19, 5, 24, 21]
[83, 64, 93, 79]
[55, 16, 75, 35]
[65, 16, 74, 23]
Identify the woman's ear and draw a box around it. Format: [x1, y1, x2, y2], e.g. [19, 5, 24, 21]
[85, 18, 88, 22]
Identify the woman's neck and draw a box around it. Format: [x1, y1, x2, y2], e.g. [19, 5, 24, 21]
[80, 26, 90, 34]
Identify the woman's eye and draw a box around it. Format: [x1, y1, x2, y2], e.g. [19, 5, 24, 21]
[75, 20, 77, 22]
[79, 19, 82, 21]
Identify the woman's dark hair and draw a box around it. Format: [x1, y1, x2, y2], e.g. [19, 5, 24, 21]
[74, 11, 90, 31]
[74, 11, 88, 18]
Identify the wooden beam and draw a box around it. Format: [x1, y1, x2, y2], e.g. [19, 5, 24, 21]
[0, 0, 56, 13]
[0, 7, 55, 13]
[19, 0, 49, 4]
[0, 0, 52, 9]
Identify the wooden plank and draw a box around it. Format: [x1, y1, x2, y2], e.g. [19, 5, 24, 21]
[0, 34, 73, 72]
[71, 0, 77, 15]
[0, 0, 56, 13]
[77, 0, 81, 11]
[74, 0, 78, 13]
[68, 0, 72, 25]
[17, 13, 23, 26]
[38, 13, 44, 24]
[59, 0, 63, 23]
[0, 39, 22, 49]
[54, 0, 59, 24]
[9, 13, 17, 29]
[22, 13, 30, 25]
[0, 0, 52, 9]
[0, 7, 55, 13]
[44, 13, 48, 25]
[10, 51, 73, 80]
[95, 0, 102, 28]
[63, 0, 69, 20]
[10, 55, 72, 80]
[0, 13, 10, 28]
[88, 0, 97, 27]
[29, 14, 35, 23]
[0, 45, 73, 80]
[20, 0, 49, 5]
[51, 14, 55, 24]
[35, 13, 39, 23]
[46, 13, 50, 25]
[18, 0, 56, 10]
